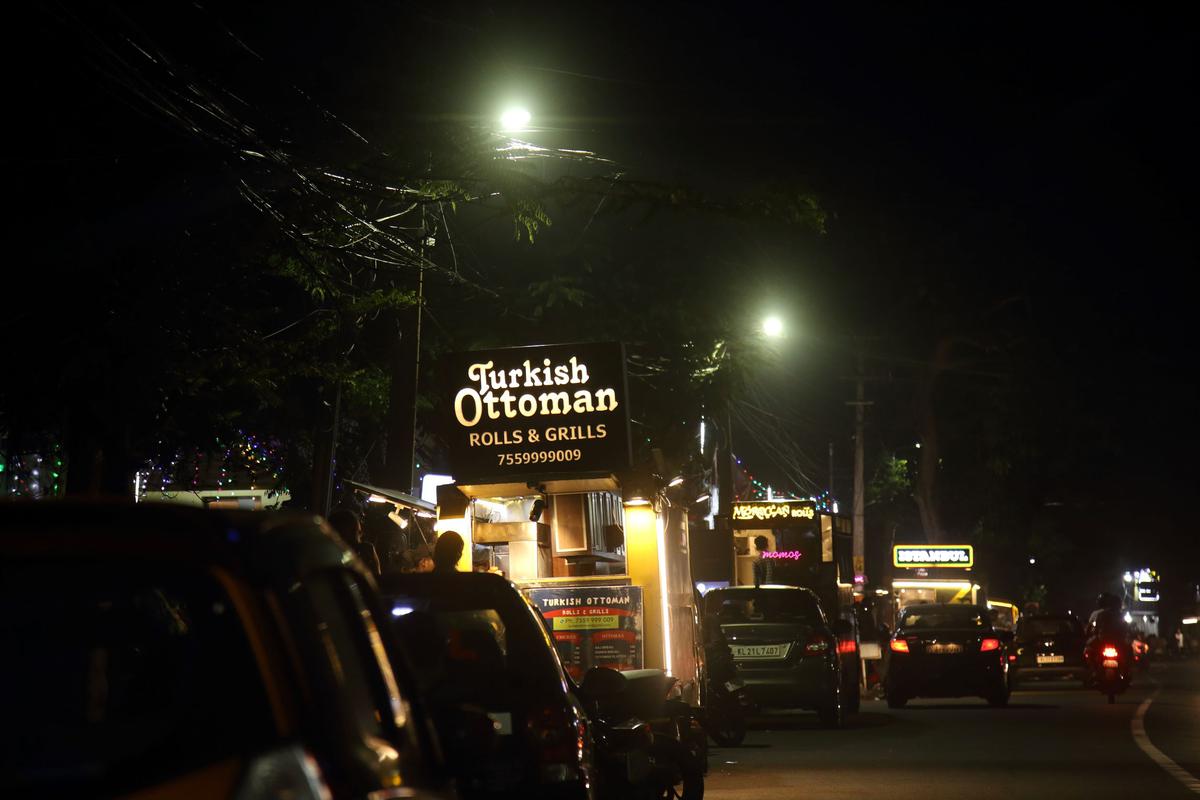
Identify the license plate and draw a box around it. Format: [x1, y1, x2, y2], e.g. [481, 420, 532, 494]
[927, 643, 962, 654]
[1037, 654, 1065, 665]
[731, 643, 790, 659]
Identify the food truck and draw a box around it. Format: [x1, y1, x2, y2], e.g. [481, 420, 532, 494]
[728, 499, 854, 616]
[889, 544, 981, 615]
[431, 342, 701, 701]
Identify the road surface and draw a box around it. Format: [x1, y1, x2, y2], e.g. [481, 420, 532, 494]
[706, 660, 1200, 799]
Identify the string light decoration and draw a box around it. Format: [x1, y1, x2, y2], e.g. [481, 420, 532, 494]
[2, 444, 65, 500]
[139, 432, 286, 497]
[730, 453, 832, 506]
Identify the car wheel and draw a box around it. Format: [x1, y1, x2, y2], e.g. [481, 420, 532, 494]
[845, 675, 861, 715]
[818, 684, 843, 728]
[844, 660, 862, 714]
[987, 681, 1010, 708]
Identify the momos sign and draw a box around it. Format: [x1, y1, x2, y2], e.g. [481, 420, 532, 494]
[442, 342, 632, 480]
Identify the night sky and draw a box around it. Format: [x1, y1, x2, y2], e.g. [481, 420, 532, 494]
[5, 3, 1196, 600]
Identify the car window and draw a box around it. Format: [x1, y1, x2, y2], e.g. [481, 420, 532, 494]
[707, 589, 822, 625]
[0, 561, 275, 795]
[901, 606, 987, 630]
[1018, 618, 1080, 638]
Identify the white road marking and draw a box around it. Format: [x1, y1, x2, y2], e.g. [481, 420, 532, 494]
[1131, 687, 1200, 794]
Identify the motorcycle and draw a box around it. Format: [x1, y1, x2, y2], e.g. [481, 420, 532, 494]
[701, 641, 753, 747]
[578, 667, 704, 800]
[1084, 639, 1131, 704]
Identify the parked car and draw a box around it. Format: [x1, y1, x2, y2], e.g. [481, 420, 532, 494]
[0, 501, 451, 800]
[703, 585, 847, 727]
[381, 572, 595, 800]
[1011, 613, 1086, 685]
[886, 603, 1011, 708]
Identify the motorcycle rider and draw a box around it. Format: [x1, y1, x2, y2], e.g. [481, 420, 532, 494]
[1085, 591, 1132, 682]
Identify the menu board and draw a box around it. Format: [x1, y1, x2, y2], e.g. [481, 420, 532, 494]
[527, 585, 643, 680]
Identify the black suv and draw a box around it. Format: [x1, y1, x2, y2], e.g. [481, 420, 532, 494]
[704, 586, 847, 727]
[1011, 613, 1086, 685]
[382, 572, 595, 800]
[0, 501, 451, 800]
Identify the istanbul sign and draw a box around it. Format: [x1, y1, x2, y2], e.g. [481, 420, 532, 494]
[892, 544, 974, 568]
[442, 342, 632, 480]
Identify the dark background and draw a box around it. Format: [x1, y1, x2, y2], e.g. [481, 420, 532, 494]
[3, 2, 1196, 614]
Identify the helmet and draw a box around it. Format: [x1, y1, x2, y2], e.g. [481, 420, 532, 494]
[1096, 591, 1120, 611]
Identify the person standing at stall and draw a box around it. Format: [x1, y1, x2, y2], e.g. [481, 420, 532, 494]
[432, 531, 464, 573]
[328, 507, 382, 576]
[753, 535, 775, 587]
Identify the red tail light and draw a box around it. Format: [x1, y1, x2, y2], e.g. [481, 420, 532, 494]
[1101, 646, 1119, 659]
[527, 704, 583, 773]
[837, 639, 858, 655]
[980, 638, 1001, 652]
[890, 639, 910, 653]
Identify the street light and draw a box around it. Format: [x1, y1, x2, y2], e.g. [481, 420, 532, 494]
[762, 315, 784, 338]
[500, 107, 531, 132]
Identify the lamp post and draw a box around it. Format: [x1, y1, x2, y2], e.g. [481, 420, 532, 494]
[714, 316, 786, 579]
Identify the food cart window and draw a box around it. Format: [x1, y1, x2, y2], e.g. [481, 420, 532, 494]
[551, 495, 587, 552]
[552, 492, 624, 554]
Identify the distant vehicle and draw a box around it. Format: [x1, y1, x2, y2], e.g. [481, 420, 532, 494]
[1011, 613, 1086, 685]
[0, 501, 450, 800]
[381, 572, 595, 800]
[886, 603, 1011, 708]
[704, 585, 848, 727]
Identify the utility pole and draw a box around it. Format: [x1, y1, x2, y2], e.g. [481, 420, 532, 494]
[828, 440, 835, 498]
[845, 349, 874, 589]
[717, 406, 736, 581]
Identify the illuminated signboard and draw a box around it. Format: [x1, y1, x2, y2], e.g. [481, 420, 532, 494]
[442, 342, 632, 481]
[893, 544, 974, 568]
[731, 501, 816, 527]
[761, 550, 803, 560]
[1133, 568, 1160, 602]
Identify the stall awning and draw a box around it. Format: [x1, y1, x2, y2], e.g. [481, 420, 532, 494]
[346, 480, 436, 515]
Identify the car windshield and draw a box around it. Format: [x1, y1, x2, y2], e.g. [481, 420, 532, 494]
[0, 560, 274, 794]
[707, 589, 822, 624]
[900, 606, 988, 630]
[1019, 618, 1080, 638]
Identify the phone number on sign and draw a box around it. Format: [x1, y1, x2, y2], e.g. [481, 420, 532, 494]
[497, 449, 583, 466]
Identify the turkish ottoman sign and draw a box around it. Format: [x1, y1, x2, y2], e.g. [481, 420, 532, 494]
[527, 585, 644, 681]
[442, 342, 632, 481]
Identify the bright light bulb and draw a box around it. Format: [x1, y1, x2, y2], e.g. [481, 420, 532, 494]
[762, 315, 784, 338]
[500, 107, 531, 131]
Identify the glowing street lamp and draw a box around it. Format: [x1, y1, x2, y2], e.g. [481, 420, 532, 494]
[762, 315, 784, 338]
[500, 107, 532, 132]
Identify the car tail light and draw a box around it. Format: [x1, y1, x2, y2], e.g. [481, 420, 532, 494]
[890, 639, 910, 653]
[234, 746, 333, 800]
[1101, 646, 1119, 659]
[1008, 654, 1017, 662]
[980, 638, 1001, 652]
[527, 704, 583, 782]
[837, 639, 858, 655]
[802, 633, 833, 656]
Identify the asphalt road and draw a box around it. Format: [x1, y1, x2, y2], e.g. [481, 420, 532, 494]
[705, 660, 1200, 799]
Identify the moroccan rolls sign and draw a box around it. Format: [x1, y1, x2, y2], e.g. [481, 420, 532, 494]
[442, 342, 633, 480]
[892, 545, 974, 568]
